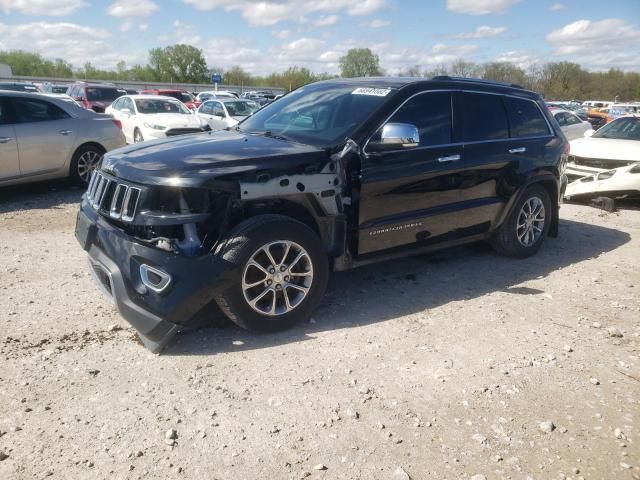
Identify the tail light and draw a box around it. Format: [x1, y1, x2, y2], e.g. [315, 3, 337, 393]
[112, 119, 122, 129]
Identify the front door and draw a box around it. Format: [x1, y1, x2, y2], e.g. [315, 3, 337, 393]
[0, 98, 19, 180]
[358, 91, 464, 255]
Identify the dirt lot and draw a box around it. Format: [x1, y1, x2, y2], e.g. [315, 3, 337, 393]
[0, 182, 638, 480]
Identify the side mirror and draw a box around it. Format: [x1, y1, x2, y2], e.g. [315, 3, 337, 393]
[584, 129, 595, 138]
[368, 123, 420, 152]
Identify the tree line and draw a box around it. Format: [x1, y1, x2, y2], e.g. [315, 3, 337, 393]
[1, 46, 638, 100]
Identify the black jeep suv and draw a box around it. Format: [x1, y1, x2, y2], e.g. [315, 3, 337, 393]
[75, 77, 569, 352]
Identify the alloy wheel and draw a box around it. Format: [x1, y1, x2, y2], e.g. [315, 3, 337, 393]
[516, 196, 546, 247]
[242, 240, 314, 316]
[77, 150, 102, 184]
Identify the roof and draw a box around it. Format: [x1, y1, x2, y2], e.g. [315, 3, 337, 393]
[124, 94, 185, 101]
[203, 97, 252, 103]
[312, 76, 534, 95]
[141, 88, 186, 93]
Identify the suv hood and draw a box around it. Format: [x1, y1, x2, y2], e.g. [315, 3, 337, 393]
[102, 129, 328, 187]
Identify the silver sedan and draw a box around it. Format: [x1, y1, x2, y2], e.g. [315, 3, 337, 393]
[0, 90, 125, 186]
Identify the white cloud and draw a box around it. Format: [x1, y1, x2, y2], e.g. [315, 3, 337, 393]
[455, 25, 506, 39]
[182, 0, 386, 26]
[173, 20, 201, 45]
[139, 23, 149, 32]
[494, 50, 538, 69]
[549, 2, 566, 12]
[107, 0, 158, 17]
[120, 19, 134, 32]
[271, 29, 290, 40]
[0, 0, 86, 16]
[446, 0, 520, 15]
[312, 15, 339, 27]
[361, 19, 390, 28]
[0, 21, 145, 69]
[546, 18, 640, 69]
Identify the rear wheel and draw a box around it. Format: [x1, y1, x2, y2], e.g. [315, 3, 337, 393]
[214, 215, 329, 332]
[492, 185, 552, 258]
[70, 144, 104, 185]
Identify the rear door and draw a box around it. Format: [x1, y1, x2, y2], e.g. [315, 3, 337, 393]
[0, 97, 20, 180]
[10, 96, 78, 176]
[457, 92, 553, 233]
[358, 90, 464, 255]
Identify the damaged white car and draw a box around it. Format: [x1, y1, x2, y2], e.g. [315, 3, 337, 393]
[565, 115, 640, 200]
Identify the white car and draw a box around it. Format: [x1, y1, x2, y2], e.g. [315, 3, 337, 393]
[196, 98, 259, 131]
[550, 108, 592, 141]
[106, 95, 207, 143]
[196, 90, 238, 102]
[565, 115, 640, 199]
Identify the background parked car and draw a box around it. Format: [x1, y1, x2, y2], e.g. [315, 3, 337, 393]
[139, 89, 200, 110]
[66, 81, 127, 113]
[196, 98, 259, 130]
[0, 91, 125, 186]
[106, 94, 209, 143]
[196, 90, 238, 102]
[0, 82, 40, 93]
[549, 108, 592, 140]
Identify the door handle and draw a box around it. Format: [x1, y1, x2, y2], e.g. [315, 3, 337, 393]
[509, 147, 527, 154]
[438, 154, 461, 163]
[0, 137, 12, 144]
[59, 130, 73, 135]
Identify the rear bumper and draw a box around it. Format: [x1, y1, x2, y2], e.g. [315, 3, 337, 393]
[75, 199, 234, 352]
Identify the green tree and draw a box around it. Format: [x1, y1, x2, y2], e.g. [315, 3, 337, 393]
[224, 65, 252, 86]
[339, 48, 382, 77]
[482, 62, 526, 85]
[148, 44, 208, 83]
[450, 59, 481, 78]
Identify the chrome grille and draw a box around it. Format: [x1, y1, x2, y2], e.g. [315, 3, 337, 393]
[86, 171, 141, 222]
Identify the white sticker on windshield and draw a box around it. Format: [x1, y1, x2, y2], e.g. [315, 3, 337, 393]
[352, 87, 391, 97]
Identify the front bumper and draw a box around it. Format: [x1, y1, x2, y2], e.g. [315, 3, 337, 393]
[75, 198, 234, 352]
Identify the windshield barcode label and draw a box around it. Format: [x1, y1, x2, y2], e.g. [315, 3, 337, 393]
[352, 88, 391, 96]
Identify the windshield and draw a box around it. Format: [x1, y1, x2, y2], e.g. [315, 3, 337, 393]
[238, 83, 394, 147]
[135, 99, 191, 115]
[87, 87, 125, 102]
[592, 117, 640, 140]
[224, 101, 258, 116]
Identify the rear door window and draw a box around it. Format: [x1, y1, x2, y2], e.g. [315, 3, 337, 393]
[505, 97, 550, 137]
[212, 102, 225, 116]
[385, 91, 452, 147]
[11, 98, 70, 123]
[459, 92, 509, 142]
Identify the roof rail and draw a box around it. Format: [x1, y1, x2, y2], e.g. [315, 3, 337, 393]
[431, 75, 524, 90]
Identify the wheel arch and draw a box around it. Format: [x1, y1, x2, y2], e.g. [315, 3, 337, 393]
[495, 174, 560, 238]
[68, 141, 106, 176]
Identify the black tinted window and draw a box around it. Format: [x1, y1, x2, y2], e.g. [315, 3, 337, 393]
[0, 99, 9, 124]
[388, 92, 452, 147]
[460, 92, 509, 142]
[506, 97, 550, 137]
[86, 87, 125, 102]
[12, 98, 70, 123]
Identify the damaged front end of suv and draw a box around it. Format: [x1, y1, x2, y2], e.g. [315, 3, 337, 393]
[75, 129, 351, 352]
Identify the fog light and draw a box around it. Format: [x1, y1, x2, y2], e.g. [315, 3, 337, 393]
[140, 264, 172, 293]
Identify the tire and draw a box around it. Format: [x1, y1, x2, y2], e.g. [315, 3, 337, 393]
[134, 128, 144, 143]
[213, 215, 329, 332]
[70, 144, 104, 186]
[492, 184, 552, 258]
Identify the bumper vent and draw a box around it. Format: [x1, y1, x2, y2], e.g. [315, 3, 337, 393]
[165, 128, 202, 137]
[86, 171, 141, 222]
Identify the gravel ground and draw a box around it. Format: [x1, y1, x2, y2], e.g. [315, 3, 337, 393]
[0, 181, 638, 480]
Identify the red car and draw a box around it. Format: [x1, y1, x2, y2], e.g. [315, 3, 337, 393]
[66, 81, 127, 113]
[139, 89, 200, 110]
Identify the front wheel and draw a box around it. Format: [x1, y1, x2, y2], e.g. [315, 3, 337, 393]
[133, 128, 144, 143]
[492, 185, 552, 258]
[214, 215, 329, 332]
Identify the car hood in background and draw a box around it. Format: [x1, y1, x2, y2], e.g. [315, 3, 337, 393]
[101, 129, 328, 187]
[138, 113, 202, 129]
[569, 137, 640, 162]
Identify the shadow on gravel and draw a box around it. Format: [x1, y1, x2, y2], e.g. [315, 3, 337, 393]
[166, 217, 630, 356]
[0, 179, 83, 214]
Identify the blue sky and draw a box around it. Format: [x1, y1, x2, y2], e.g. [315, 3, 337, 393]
[1, 0, 639, 74]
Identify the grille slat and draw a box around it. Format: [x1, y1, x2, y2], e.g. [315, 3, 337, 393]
[86, 171, 141, 222]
